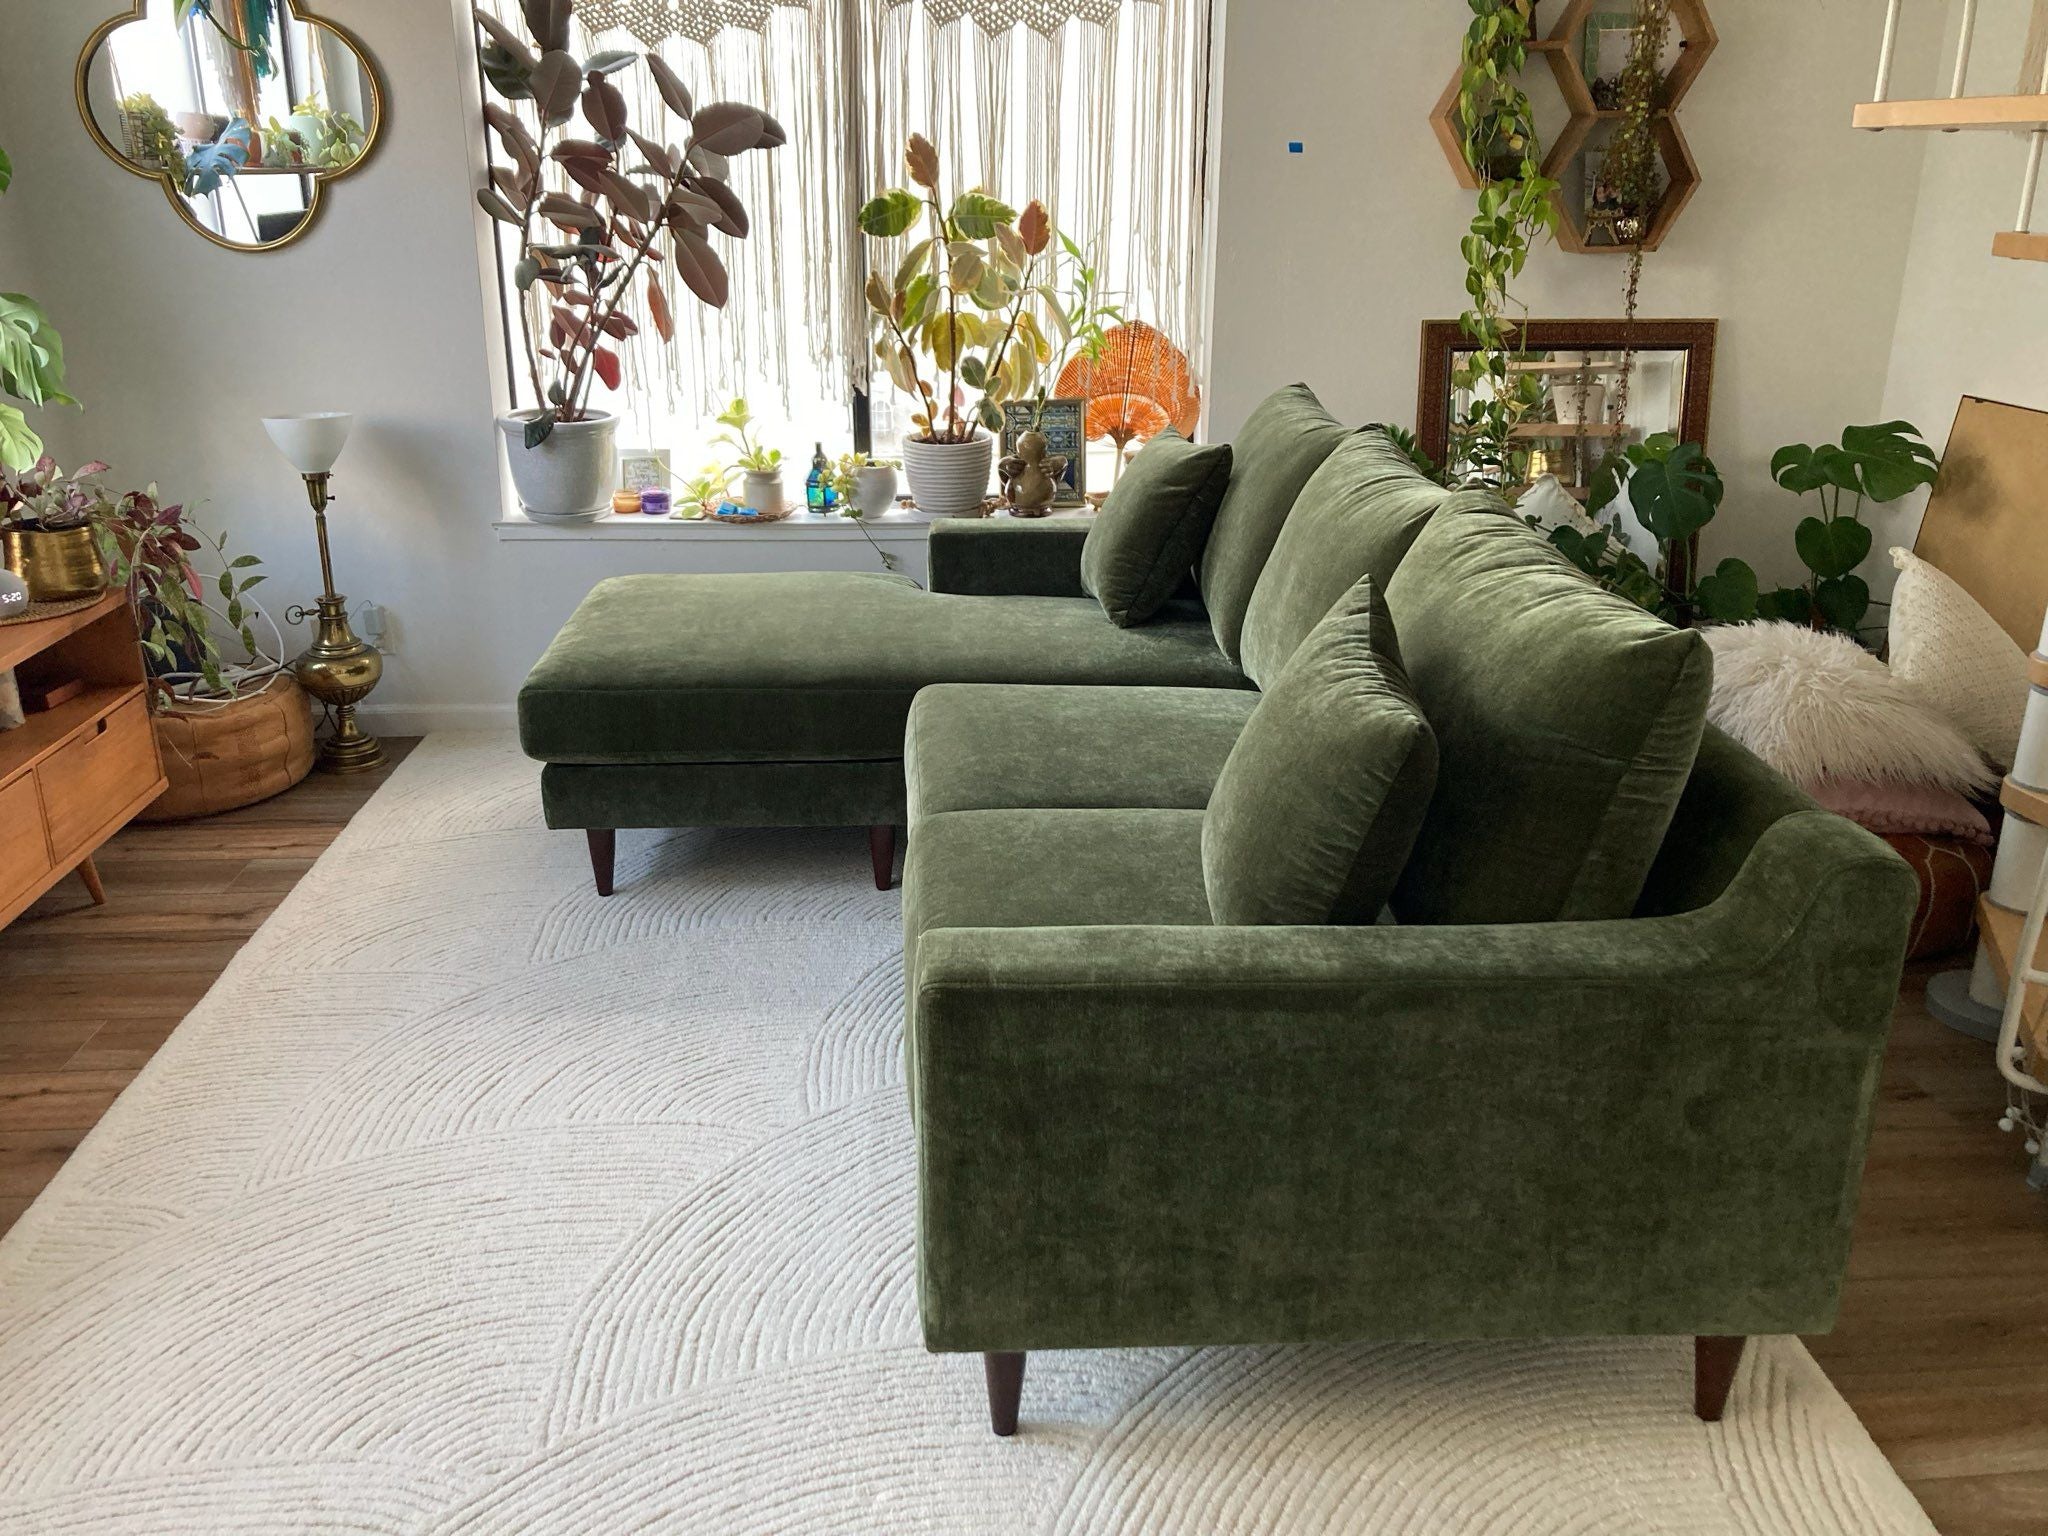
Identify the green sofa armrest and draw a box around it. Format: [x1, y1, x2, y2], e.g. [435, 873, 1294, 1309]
[927, 517, 1094, 598]
[907, 808, 1916, 1354]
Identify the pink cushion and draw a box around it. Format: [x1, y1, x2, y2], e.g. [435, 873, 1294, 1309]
[1806, 776, 1994, 846]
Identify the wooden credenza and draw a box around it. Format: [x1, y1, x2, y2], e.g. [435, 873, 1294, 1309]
[1, 593, 167, 930]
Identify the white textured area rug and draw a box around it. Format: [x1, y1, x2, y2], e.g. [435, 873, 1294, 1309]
[0, 734, 1932, 1535]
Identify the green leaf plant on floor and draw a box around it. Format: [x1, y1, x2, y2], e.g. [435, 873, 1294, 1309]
[0, 142, 80, 473]
[1762, 422, 1941, 635]
[1541, 423, 1941, 642]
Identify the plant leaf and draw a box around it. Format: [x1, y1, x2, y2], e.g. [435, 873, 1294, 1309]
[583, 80, 629, 142]
[646, 53, 694, 120]
[591, 347, 621, 391]
[1793, 514, 1872, 580]
[519, 0, 569, 51]
[584, 49, 639, 76]
[689, 102, 768, 156]
[947, 191, 1016, 240]
[646, 273, 673, 341]
[530, 50, 582, 126]
[1815, 573, 1872, 633]
[523, 408, 558, 450]
[1692, 558, 1760, 624]
[671, 229, 730, 307]
[859, 189, 921, 239]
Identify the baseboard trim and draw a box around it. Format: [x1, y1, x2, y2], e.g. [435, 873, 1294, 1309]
[356, 703, 518, 736]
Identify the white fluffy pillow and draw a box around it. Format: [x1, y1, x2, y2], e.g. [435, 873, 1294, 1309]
[1887, 547, 2030, 770]
[1705, 621, 1994, 795]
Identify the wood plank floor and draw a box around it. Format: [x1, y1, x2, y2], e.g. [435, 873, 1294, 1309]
[1, 752, 2043, 1531]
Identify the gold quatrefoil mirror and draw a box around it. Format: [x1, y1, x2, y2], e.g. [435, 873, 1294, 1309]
[76, 1, 384, 252]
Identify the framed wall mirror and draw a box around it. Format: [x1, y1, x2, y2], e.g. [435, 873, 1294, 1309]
[1415, 319, 1718, 499]
[76, 1, 384, 253]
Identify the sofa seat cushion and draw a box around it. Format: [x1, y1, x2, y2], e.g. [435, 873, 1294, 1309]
[1385, 504, 1714, 925]
[519, 573, 1249, 765]
[1239, 430, 1481, 688]
[1205, 578, 1438, 925]
[1199, 384, 1353, 666]
[906, 684, 1261, 819]
[905, 808, 1214, 936]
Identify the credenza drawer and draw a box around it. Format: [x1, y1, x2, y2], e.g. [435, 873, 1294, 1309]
[0, 771, 52, 911]
[38, 693, 157, 860]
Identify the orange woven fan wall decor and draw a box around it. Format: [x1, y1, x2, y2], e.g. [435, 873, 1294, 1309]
[1054, 321, 1202, 477]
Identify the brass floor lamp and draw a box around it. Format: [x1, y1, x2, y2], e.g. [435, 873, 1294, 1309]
[261, 414, 385, 773]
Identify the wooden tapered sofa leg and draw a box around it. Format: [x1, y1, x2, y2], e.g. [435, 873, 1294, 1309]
[870, 825, 898, 891]
[984, 1351, 1027, 1437]
[586, 829, 616, 898]
[1694, 1336, 1748, 1422]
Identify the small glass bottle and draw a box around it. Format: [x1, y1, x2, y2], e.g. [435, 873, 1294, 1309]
[806, 443, 837, 514]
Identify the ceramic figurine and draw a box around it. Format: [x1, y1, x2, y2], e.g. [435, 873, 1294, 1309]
[999, 431, 1068, 518]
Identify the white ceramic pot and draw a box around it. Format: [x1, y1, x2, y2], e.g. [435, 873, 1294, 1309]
[742, 470, 786, 518]
[902, 432, 994, 517]
[854, 465, 899, 517]
[498, 410, 617, 524]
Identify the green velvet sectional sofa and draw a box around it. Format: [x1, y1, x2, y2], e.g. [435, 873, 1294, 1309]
[520, 387, 1917, 1437]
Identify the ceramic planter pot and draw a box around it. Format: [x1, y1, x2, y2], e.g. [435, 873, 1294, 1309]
[902, 432, 994, 517]
[3, 527, 108, 602]
[853, 465, 899, 517]
[1553, 382, 1607, 426]
[498, 411, 618, 524]
[742, 470, 787, 518]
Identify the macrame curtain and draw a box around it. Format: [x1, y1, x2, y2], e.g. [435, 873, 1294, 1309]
[482, 0, 1215, 438]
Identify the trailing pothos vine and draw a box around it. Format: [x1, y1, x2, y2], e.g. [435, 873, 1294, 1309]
[1450, 0, 1559, 496]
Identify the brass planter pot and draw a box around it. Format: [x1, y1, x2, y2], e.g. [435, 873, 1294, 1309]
[3, 527, 108, 602]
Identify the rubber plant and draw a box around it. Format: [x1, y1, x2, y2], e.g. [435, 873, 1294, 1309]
[1450, 0, 1560, 494]
[0, 145, 78, 474]
[1761, 422, 1941, 634]
[471, 0, 784, 448]
[859, 133, 1056, 443]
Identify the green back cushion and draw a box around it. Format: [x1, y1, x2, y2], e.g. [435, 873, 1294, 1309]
[1385, 504, 1713, 925]
[1199, 384, 1352, 665]
[1204, 577, 1438, 925]
[1081, 431, 1233, 628]
[1238, 429, 1474, 689]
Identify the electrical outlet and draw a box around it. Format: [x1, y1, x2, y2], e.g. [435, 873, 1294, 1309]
[357, 601, 390, 653]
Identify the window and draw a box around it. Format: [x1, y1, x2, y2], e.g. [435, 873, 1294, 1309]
[474, 0, 1217, 495]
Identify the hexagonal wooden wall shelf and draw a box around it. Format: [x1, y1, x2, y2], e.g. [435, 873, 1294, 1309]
[1430, 0, 1715, 251]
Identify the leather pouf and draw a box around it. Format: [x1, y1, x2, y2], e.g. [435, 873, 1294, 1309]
[140, 673, 317, 822]
[1881, 831, 1996, 961]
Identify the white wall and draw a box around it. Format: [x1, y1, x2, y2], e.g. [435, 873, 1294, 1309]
[1, 0, 2005, 731]
[1877, 0, 2048, 570]
[1208, 0, 1945, 587]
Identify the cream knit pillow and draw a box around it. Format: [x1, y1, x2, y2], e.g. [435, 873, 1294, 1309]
[1888, 547, 2030, 770]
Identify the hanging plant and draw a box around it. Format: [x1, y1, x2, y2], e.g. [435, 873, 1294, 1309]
[1449, 0, 1559, 495]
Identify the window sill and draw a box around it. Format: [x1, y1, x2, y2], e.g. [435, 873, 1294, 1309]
[493, 509, 940, 542]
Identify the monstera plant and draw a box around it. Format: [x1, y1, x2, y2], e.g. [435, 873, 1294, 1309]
[859, 133, 1056, 514]
[0, 145, 77, 473]
[1550, 434, 1750, 625]
[471, 0, 782, 521]
[1758, 421, 1941, 634]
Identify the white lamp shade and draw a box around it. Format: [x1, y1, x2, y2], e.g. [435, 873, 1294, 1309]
[262, 413, 354, 475]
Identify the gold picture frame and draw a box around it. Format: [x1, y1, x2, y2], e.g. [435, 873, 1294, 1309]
[75, 0, 385, 254]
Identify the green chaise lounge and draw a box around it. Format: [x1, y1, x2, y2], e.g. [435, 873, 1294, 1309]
[900, 446, 1918, 1437]
[517, 385, 1347, 893]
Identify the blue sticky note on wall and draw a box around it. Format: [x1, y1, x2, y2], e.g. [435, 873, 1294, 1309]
[1288, 141, 1305, 154]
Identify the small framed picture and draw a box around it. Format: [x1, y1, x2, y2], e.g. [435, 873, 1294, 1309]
[1001, 399, 1087, 505]
[617, 447, 671, 492]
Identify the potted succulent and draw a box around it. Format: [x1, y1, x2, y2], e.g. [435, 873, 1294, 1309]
[859, 132, 1055, 515]
[712, 398, 785, 517]
[471, 0, 782, 523]
[832, 452, 900, 518]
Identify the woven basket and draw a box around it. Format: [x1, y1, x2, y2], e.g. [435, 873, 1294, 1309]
[140, 673, 316, 822]
[708, 505, 794, 524]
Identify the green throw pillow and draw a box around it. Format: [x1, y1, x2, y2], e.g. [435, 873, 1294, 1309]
[1203, 576, 1438, 925]
[1081, 431, 1234, 628]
